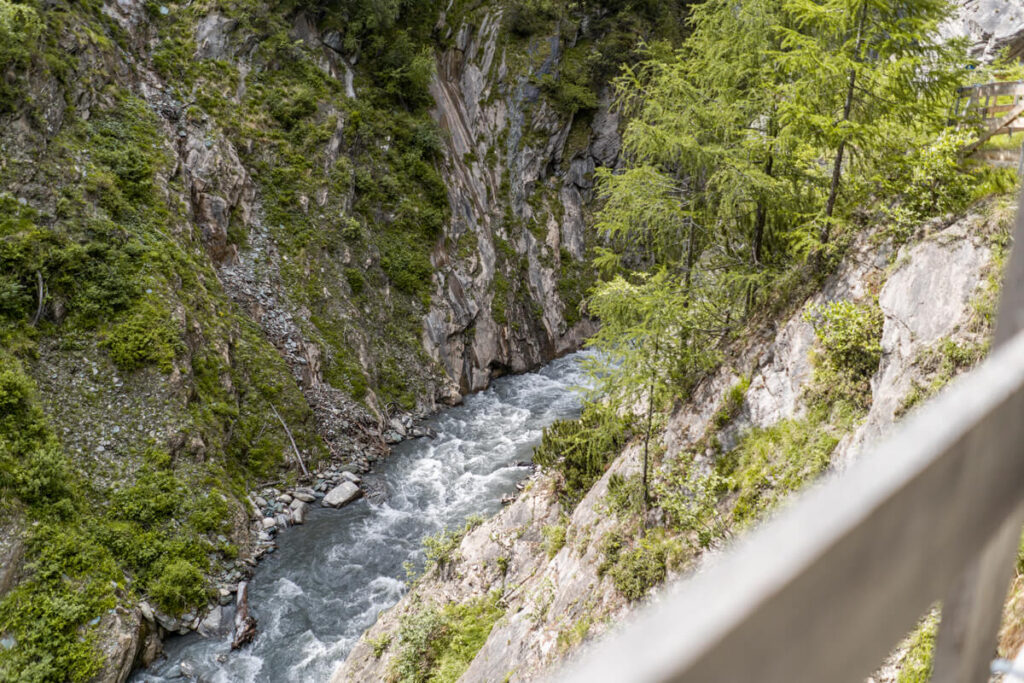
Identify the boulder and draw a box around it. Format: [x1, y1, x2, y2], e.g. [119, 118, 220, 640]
[322, 482, 362, 508]
[293, 489, 316, 503]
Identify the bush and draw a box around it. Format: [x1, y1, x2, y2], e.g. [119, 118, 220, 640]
[599, 532, 677, 601]
[147, 559, 208, 615]
[542, 522, 567, 559]
[391, 593, 504, 683]
[103, 299, 181, 372]
[533, 403, 634, 509]
[0, 1, 41, 111]
[803, 299, 883, 408]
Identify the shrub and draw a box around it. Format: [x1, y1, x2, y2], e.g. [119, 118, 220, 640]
[803, 299, 883, 408]
[533, 403, 634, 510]
[0, 1, 41, 111]
[147, 559, 208, 615]
[103, 299, 181, 372]
[391, 593, 504, 683]
[542, 522, 567, 559]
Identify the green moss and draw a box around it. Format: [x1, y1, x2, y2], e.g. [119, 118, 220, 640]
[491, 272, 510, 325]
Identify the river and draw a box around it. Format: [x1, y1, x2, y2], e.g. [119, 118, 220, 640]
[132, 351, 590, 682]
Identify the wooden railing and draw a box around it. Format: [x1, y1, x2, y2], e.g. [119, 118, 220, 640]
[956, 80, 1024, 162]
[557, 187, 1024, 683]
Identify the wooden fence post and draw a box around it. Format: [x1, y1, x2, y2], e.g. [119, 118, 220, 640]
[930, 185, 1024, 683]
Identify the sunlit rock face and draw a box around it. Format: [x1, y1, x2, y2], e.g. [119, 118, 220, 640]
[944, 0, 1024, 61]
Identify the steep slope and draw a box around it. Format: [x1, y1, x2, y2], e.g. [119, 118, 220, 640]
[0, 0, 688, 679]
[334, 200, 1013, 682]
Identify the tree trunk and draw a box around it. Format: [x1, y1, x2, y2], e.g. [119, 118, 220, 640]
[821, 2, 868, 245]
[642, 337, 659, 523]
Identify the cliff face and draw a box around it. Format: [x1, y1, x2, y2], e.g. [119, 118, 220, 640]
[425, 7, 616, 391]
[333, 203, 1012, 682]
[0, 0, 679, 678]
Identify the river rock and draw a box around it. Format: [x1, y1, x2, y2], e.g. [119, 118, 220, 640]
[322, 481, 362, 508]
[293, 489, 316, 503]
[341, 471, 360, 484]
[275, 513, 289, 528]
[261, 517, 276, 529]
[293, 503, 307, 524]
[289, 498, 306, 511]
[198, 606, 227, 636]
[254, 496, 268, 508]
[277, 493, 293, 504]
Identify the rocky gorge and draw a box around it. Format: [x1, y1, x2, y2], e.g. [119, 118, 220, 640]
[1, 0, 1024, 681]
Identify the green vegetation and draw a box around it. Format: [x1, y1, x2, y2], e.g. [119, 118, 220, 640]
[896, 338, 988, 417]
[542, 520, 567, 559]
[896, 611, 939, 683]
[391, 593, 504, 683]
[421, 516, 486, 577]
[598, 530, 680, 601]
[532, 403, 634, 510]
[803, 299, 884, 408]
[370, 632, 393, 659]
[0, 1, 41, 110]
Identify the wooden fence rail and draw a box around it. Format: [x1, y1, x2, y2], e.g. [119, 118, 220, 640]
[956, 80, 1024, 158]
[556, 188, 1024, 683]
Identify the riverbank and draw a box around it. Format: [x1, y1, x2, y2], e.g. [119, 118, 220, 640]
[130, 352, 591, 681]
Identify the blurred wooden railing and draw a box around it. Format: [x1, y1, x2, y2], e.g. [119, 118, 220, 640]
[557, 188, 1024, 683]
[956, 80, 1024, 163]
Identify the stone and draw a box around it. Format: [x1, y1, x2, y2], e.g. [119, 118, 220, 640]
[277, 493, 293, 504]
[197, 606, 227, 637]
[341, 471, 361, 484]
[294, 488, 317, 503]
[275, 513, 289, 528]
[322, 481, 362, 508]
[261, 517, 276, 529]
[293, 504, 307, 525]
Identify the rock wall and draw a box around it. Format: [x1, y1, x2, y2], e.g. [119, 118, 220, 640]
[944, 0, 1024, 60]
[334, 203, 1009, 682]
[425, 8, 611, 392]
[0, 0, 628, 678]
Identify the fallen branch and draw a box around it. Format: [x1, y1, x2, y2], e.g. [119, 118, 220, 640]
[270, 404, 309, 477]
[231, 581, 257, 650]
[30, 271, 44, 326]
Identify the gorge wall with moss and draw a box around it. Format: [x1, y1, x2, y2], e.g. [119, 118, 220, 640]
[0, 0, 691, 679]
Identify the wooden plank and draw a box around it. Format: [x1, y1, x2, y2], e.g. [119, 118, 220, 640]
[965, 82, 1024, 99]
[964, 101, 1024, 155]
[932, 185, 1024, 682]
[931, 510, 1023, 683]
[557, 330, 1024, 683]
